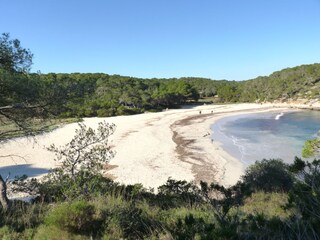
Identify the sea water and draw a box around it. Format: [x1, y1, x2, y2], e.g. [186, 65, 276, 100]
[211, 110, 320, 166]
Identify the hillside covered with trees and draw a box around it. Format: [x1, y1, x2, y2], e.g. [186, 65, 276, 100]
[183, 64, 320, 103]
[2, 63, 320, 120]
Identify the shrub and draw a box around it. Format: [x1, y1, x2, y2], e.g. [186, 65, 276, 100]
[0, 226, 34, 240]
[0, 201, 47, 232]
[160, 208, 215, 240]
[117, 205, 161, 239]
[157, 179, 202, 209]
[34, 225, 87, 240]
[241, 192, 292, 219]
[242, 159, 294, 194]
[302, 138, 320, 158]
[170, 214, 215, 240]
[39, 171, 115, 202]
[45, 201, 100, 235]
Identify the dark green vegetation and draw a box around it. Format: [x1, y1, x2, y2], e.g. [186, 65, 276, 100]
[14, 63, 320, 118]
[38, 73, 200, 117]
[1, 157, 320, 239]
[0, 64, 320, 120]
[2, 63, 320, 120]
[211, 64, 320, 103]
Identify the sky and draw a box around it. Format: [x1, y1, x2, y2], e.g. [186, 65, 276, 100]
[1, 0, 320, 80]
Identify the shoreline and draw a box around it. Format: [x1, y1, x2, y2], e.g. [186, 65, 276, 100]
[168, 105, 295, 187]
[0, 103, 292, 193]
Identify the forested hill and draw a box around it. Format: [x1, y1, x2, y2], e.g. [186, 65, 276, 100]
[184, 63, 320, 103]
[2, 63, 320, 118]
[36, 63, 320, 114]
[11, 72, 202, 117]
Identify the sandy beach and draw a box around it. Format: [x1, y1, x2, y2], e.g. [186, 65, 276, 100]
[0, 103, 289, 191]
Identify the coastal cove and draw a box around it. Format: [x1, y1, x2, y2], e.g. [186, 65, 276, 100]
[0, 103, 294, 192]
[2, 4, 320, 236]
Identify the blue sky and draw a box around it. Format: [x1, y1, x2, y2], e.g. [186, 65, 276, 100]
[1, 0, 319, 80]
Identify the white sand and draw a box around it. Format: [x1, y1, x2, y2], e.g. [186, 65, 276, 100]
[0, 103, 288, 190]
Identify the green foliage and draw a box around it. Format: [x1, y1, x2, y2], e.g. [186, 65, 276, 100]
[242, 159, 294, 194]
[39, 171, 115, 202]
[9, 122, 118, 204]
[114, 205, 161, 239]
[184, 63, 320, 103]
[159, 208, 215, 240]
[48, 122, 115, 178]
[0, 226, 34, 240]
[40, 122, 116, 201]
[199, 181, 243, 238]
[37, 74, 201, 118]
[168, 214, 215, 240]
[239, 64, 320, 102]
[241, 192, 292, 219]
[0, 33, 33, 73]
[216, 82, 239, 102]
[2, 57, 320, 124]
[0, 200, 47, 238]
[34, 225, 87, 240]
[33, 63, 320, 117]
[45, 201, 99, 235]
[302, 138, 320, 158]
[1, 157, 320, 239]
[288, 158, 320, 223]
[157, 179, 203, 209]
[239, 214, 288, 239]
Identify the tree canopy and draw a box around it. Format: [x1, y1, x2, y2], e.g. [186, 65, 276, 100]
[0, 33, 33, 73]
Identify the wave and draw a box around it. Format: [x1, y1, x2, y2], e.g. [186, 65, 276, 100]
[275, 112, 284, 120]
[231, 135, 247, 163]
[214, 123, 249, 164]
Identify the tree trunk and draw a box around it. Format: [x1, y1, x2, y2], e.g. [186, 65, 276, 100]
[0, 175, 10, 211]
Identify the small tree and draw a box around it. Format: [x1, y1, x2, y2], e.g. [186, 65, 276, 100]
[43, 121, 116, 200]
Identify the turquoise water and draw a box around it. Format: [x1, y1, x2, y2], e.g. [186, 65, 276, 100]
[211, 110, 320, 165]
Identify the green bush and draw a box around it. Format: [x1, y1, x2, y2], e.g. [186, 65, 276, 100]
[45, 201, 100, 235]
[302, 138, 320, 158]
[242, 159, 294, 194]
[241, 192, 292, 219]
[159, 209, 215, 240]
[0, 226, 34, 240]
[117, 205, 160, 239]
[34, 225, 87, 240]
[0, 201, 47, 232]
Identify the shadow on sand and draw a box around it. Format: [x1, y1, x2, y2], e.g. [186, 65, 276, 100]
[0, 164, 50, 179]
